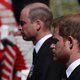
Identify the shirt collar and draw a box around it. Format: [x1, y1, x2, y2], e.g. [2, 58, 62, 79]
[34, 34, 52, 53]
[66, 58, 80, 78]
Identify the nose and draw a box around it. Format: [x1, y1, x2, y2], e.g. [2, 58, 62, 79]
[50, 43, 55, 49]
[50, 43, 56, 53]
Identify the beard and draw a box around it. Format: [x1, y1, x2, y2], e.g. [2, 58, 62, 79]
[22, 34, 36, 44]
[22, 35, 27, 40]
[58, 54, 69, 64]
[56, 51, 70, 65]
[53, 46, 70, 65]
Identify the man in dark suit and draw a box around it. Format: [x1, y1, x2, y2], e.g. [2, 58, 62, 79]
[51, 13, 80, 80]
[19, 2, 65, 80]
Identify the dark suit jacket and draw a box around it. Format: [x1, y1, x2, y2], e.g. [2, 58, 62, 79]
[27, 37, 65, 80]
[67, 65, 80, 80]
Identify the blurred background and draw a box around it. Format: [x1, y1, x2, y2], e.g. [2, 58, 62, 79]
[0, 0, 80, 79]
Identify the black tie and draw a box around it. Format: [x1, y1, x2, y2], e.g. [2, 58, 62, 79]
[62, 72, 67, 80]
[33, 49, 37, 64]
[27, 49, 36, 80]
[64, 74, 67, 79]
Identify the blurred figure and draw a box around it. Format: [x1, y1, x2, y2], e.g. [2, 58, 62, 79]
[19, 2, 65, 80]
[1, 38, 27, 80]
[0, 40, 3, 60]
[0, 40, 4, 79]
[51, 13, 80, 80]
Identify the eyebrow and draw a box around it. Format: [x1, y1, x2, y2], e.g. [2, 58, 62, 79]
[19, 21, 26, 26]
[52, 38, 59, 44]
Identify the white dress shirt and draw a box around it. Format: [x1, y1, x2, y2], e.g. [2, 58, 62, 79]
[34, 34, 52, 53]
[66, 58, 80, 78]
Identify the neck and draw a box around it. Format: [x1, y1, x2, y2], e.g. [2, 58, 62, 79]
[34, 31, 51, 45]
[66, 53, 80, 67]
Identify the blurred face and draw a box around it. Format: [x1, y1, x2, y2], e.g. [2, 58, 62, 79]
[51, 27, 70, 64]
[19, 9, 37, 42]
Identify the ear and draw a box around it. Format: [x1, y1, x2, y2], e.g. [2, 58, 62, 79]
[35, 19, 42, 31]
[68, 36, 73, 49]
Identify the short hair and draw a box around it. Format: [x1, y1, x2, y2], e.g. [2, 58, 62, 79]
[53, 13, 80, 47]
[28, 7, 53, 29]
